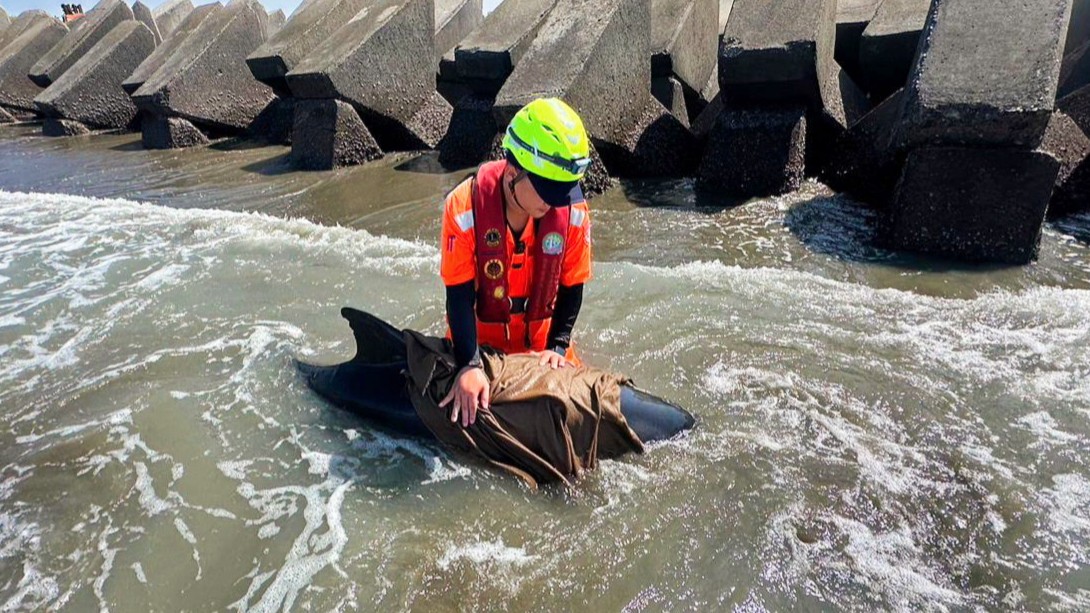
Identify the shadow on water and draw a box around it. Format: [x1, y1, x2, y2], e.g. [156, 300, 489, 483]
[620, 177, 749, 211]
[209, 136, 272, 152]
[783, 194, 1015, 274]
[109, 139, 144, 152]
[393, 151, 462, 175]
[240, 152, 296, 176]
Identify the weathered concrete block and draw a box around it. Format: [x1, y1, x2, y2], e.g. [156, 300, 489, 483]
[697, 105, 807, 197]
[0, 7, 9, 33]
[448, 0, 557, 94]
[35, 21, 155, 130]
[42, 117, 92, 136]
[290, 98, 382, 169]
[285, 0, 441, 150]
[690, 87, 721, 141]
[652, 0, 717, 94]
[808, 60, 870, 174]
[834, 0, 879, 81]
[858, 0, 928, 101]
[717, 0, 836, 106]
[400, 91, 454, 150]
[816, 61, 869, 131]
[132, 1, 162, 44]
[597, 97, 699, 177]
[246, 0, 371, 95]
[1043, 85, 1090, 217]
[885, 147, 1059, 264]
[437, 93, 497, 168]
[141, 114, 209, 148]
[268, 9, 286, 36]
[896, 0, 1073, 150]
[0, 16, 69, 112]
[29, 0, 134, 87]
[435, 0, 483, 60]
[651, 75, 689, 127]
[0, 10, 53, 53]
[496, 0, 651, 150]
[820, 88, 904, 206]
[133, 0, 273, 133]
[718, 0, 732, 33]
[153, 0, 193, 39]
[248, 95, 294, 144]
[122, 2, 220, 94]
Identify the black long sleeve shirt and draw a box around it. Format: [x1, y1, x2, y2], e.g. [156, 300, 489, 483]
[445, 282, 585, 368]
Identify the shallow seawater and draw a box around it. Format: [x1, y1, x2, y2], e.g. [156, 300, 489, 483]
[1, 126, 1089, 610]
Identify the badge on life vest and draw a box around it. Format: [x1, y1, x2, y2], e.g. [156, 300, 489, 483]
[493, 286, 505, 299]
[484, 259, 504, 279]
[542, 232, 564, 255]
[484, 228, 502, 248]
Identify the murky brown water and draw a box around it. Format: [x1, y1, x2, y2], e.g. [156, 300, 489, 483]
[1, 124, 1089, 610]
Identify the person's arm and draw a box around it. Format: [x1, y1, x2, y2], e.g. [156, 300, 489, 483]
[445, 281, 481, 368]
[441, 280, 489, 427]
[546, 283, 583, 355]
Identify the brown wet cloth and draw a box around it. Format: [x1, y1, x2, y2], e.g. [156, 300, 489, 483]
[402, 330, 645, 490]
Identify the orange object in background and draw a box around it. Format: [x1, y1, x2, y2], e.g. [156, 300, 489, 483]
[61, 4, 84, 23]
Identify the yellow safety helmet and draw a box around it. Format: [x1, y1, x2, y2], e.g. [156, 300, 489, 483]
[502, 98, 592, 206]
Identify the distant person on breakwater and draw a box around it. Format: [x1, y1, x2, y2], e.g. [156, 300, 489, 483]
[438, 98, 595, 428]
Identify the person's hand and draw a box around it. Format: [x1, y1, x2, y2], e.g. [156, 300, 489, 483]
[439, 366, 490, 427]
[532, 350, 569, 369]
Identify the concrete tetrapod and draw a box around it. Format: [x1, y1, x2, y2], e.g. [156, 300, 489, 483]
[286, 0, 450, 157]
[29, 0, 134, 87]
[858, 0, 929, 101]
[697, 106, 807, 198]
[122, 2, 220, 95]
[132, 1, 162, 44]
[434, 0, 482, 61]
[436, 0, 558, 168]
[133, 0, 273, 148]
[0, 15, 68, 115]
[445, 0, 556, 95]
[896, 0, 1072, 150]
[717, 0, 836, 107]
[834, 0, 879, 81]
[651, 0, 717, 97]
[0, 7, 9, 33]
[290, 99, 382, 169]
[819, 88, 904, 207]
[0, 9, 52, 53]
[884, 148, 1060, 264]
[36, 21, 155, 134]
[268, 9, 285, 36]
[496, 0, 690, 177]
[1043, 84, 1090, 218]
[153, 0, 193, 39]
[247, 0, 372, 95]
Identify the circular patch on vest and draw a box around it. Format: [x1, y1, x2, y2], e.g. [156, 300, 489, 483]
[484, 259, 504, 280]
[493, 286, 505, 300]
[542, 231, 564, 255]
[484, 228, 502, 248]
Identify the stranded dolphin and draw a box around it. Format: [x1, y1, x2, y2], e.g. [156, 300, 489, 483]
[296, 308, 696, 443]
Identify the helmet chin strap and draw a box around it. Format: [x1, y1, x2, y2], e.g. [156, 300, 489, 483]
[507, 169, 531, 215]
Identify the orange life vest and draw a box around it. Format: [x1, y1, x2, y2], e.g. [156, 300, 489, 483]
[472, 160, 569, 329]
